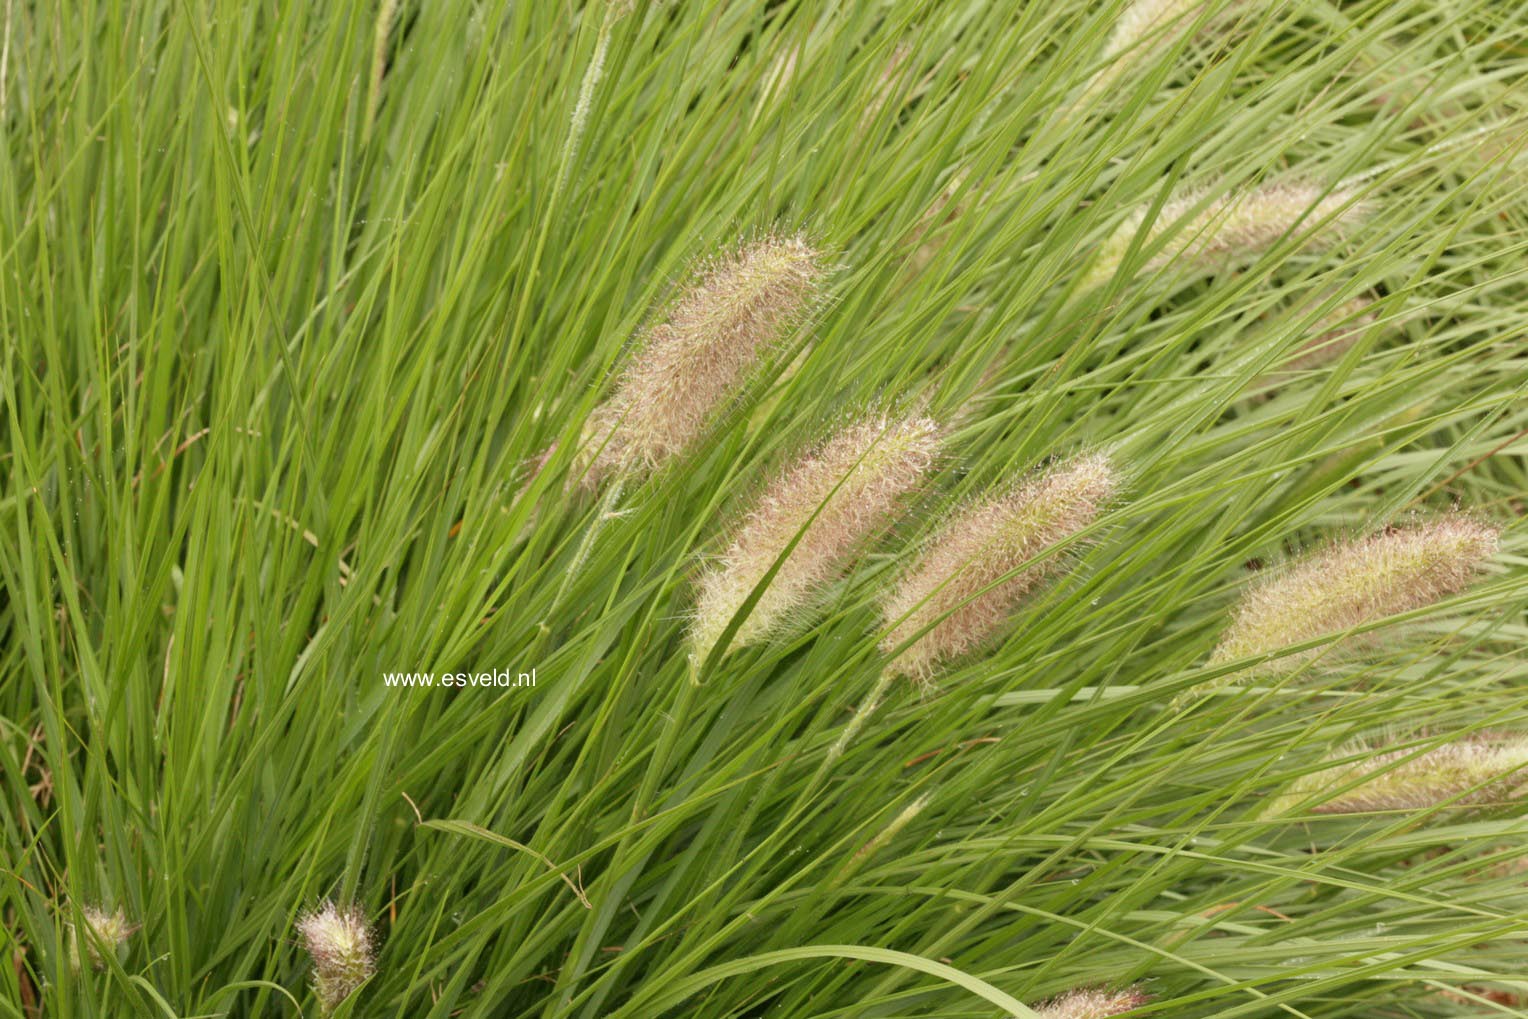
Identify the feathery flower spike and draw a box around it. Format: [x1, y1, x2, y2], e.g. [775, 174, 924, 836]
[1036, 986, 1152, 1019]
[691, 413, 941, 659]
[298, 901, 376, 1015]
[1083, 182, 1370, 292]
[1208, 517, 1499, 685]
[1266, 735, 1528, 817]
[68, 905, 136, 972]
[582, 233, 826, 484]
[882, 454, 1117, 680]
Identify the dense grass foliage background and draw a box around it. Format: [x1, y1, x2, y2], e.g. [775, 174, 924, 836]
[2, 0, 1526, 1016]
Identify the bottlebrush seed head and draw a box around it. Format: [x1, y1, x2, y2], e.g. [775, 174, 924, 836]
[1036, 985, 1152, 1019]
[1210, 517, 1500, 681]
[298, 901, 375, 1015]
[1084, 182, 1371, 291]
[581, 233, 827, 484]
[1266, 735, 1528, 817]
[881, 453, 1117, 680]
[68, 905, 136, 972]
[691, 413, 942, 658]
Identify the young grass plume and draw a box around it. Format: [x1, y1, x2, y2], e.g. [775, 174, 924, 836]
[1083, 182, 1371, 292]
[67, 905, 135, 972]
[1070, 0, 1208, 117]
[298, 901, 376, 1015]
[581, 233, 826, 484]
[1206, 517, 1500, 686]
[881, 453, 1118, 680]
[1266, 735, 1528, 817]
[1036, 986, 1152, 1019]
[1280, 295, 1378, 373]
[1251, 294, 1379, 396]
[691, 413, 942, 659]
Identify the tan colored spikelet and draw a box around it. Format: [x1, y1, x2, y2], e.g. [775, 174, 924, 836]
[298, 901, 376, 1015]
[691, 413, 942, 658]
[881, 454, 1117, 679]
[1083, 183, 1370, 291]
[1266, 735, 1528, 817]
[1036, 986, 1151, 1019]
[1209, 517, 1500, 683]
[581, 234, 826, 484]
[67, 905, 136, 972]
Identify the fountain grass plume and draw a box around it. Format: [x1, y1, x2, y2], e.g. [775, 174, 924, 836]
[691, 413, 942, 660]
[1266, 734, 1528, 817]
[67, 905, 136, 972]
[1036, 986, 1152, 1019]
[1206, 517, 1500, 687]
[581, 233, 827, 484]
[881, 453, 1118, 680]
[1083, 182, 1372, 292]
[298, 900, 376, 1015]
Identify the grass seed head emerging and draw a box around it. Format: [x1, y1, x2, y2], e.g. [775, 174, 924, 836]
[1085, 182, 1371, 291]
[691, 412, 942, 658]
[1036, 985, 1152, 1019]
[881, 453, 1118, 680]
[298, 901, 376, 1015]
[68, 905, 136, 972]
[582, 232, 827, 484]
[1209, 516, 1501, 682]
[1267, 735, 1528, 817]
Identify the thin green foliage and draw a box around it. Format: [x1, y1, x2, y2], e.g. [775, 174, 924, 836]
[1, 1, 1526, 1018]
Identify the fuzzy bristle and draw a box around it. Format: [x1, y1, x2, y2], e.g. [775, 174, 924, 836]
[1085, 183, 1370, 291]
[1036, 985, 1152, 1019]
[581, 233, 827, 484]
[1267, 735, 1528, 817]
[298, 901, 376, 1015]
[881, 454, 1117, 679]
[1209, 517, 1499, 684]
[68, 905, 136, 972]
[691, 413, 942, 658]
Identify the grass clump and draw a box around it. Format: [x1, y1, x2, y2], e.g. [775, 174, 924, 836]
[2, 0, 1527, 1017]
